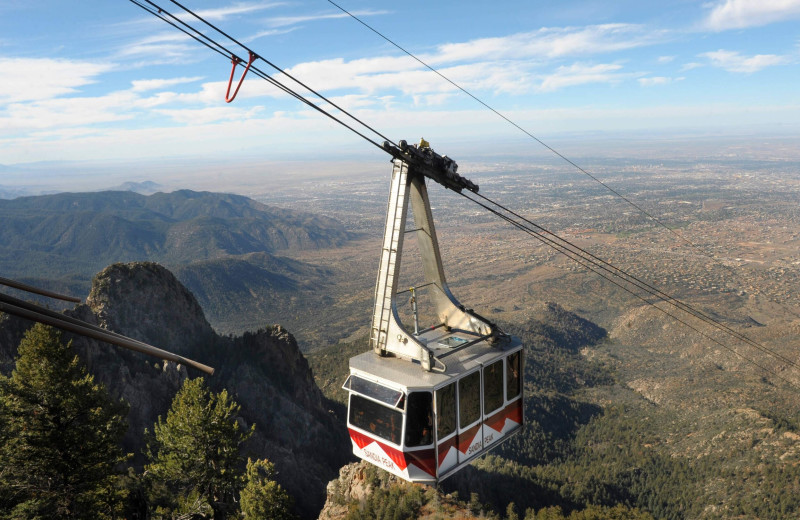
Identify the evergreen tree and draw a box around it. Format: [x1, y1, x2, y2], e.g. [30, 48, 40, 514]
[239, 458, 296, 520]
[145, 377, 254, 519]
[0, 323, 129, 519]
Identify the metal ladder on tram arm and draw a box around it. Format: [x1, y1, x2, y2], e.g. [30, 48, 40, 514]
[369, 140, 500, 371]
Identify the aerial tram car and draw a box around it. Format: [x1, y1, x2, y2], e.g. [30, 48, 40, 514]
[344, 140, 524, 484]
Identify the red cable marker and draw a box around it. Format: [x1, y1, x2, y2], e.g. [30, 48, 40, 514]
[225, 51, 256, 103]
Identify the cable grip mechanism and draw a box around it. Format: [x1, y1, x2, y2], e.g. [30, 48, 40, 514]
[225, 51, 256, 103]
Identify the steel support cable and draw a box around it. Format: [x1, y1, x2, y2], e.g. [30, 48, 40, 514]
[0, 298, 214, 375]
[328, 0, 800, 323]
[165, 0, 398, 148]
[128, 1, 310, 106]
[457, 192, 798, 388]
[471, 192, 800, 369]
[0, 276, 81, 303]
[143, 0, 393, 148]
[129, 0, 311, 104]
[0, 291, 210, 371]
[128, 0, 389, 153]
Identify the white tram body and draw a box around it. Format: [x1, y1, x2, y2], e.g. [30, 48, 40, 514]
[346, 140, 525, 484]
[344, 329, 523, 484]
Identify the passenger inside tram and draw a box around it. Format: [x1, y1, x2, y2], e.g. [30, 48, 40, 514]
[350, 394, 402, 444]
[507, 351, 521, 399]
[405, 392, 433, 447]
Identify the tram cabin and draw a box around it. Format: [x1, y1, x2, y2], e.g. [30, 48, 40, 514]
[344, 328, 524, 484]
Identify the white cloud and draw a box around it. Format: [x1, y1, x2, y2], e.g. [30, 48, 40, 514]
[262, 9, 390, 28]
[705, 0, 800, 30]
[241, 27, 298, 43]
[282, 57, 536, 99]
[155, 106, 264, 125]
[187, 2, 288, 22]
[282, 30, 651, 99]
[681, 62, 704, 71]
[537, 63, 627, 92]
[114, 31, 196, 62]
[638, 76, 684, 86]
[411, 93, 457, 107]
[657, 56, 675, 63]
[0, 92, 138, 135]
[433, 24, 665, 64]
[117, 42, 196, 62]
[319, 94, 392, 111]
[0, 58, 112, 103]
[131, 77, 205, 92]
[6, 102, 800, 166]
[701, 49, 790, 72]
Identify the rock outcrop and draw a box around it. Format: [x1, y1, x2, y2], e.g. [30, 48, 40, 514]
[0, 261, 351, 519]
[317, 462, 482, 520]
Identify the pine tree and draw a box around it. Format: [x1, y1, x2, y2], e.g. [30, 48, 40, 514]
[145, 377, 254, 519]
[239, 458, 296, 520]
[0, 323, 129, 519]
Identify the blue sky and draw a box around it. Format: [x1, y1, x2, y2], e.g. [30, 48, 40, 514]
[1, 0, 799, 174]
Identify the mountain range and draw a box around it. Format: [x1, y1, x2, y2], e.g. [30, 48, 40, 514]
[0, 189, 354, 335]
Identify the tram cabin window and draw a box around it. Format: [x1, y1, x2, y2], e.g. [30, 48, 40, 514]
[344, 375, 404, 408]
[507, 351, 521, 400]
[459, 371, 481, 428]
[436, 383, 456, 439]
[349, 395, 402, 445]
[484, 360, 504, 414]
[405, 392, 433, 447]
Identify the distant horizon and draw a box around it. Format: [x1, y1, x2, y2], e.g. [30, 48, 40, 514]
[3, 130, 800, 198]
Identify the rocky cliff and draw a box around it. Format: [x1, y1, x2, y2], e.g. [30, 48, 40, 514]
[318, 461, 483, 520]
[0, 261, 351, 519]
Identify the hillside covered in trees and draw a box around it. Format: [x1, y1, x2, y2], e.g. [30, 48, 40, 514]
[4, 260, 800, 519]
[0, 190, 353, 335]
[311, 302, 800, 519]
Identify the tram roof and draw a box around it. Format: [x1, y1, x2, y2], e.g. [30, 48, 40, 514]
[349, 329, 522, 392]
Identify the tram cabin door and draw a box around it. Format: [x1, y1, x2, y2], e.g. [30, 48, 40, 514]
[404, 391, 438, 480]
[435, 381, 458, 475]
[457, 369, 483, 464]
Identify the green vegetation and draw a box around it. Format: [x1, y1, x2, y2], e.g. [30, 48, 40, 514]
[0, 324, 128, 519]
[333, 463, 480, 520]
[307, 336, 368, 406]
[344, 483, 427, 520]
[240, 458, 297, 520]
[441, 311, 800, 520]
[523, 504, 653, 519]
[145, 377, 255, 518]
[0, 327, 301, 520]
[315, 302, 800, 519]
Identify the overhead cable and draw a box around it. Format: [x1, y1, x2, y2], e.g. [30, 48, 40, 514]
[0, 282, 214, 374]
[0, 275, 81, 303]
[128, 0, 393, 153]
